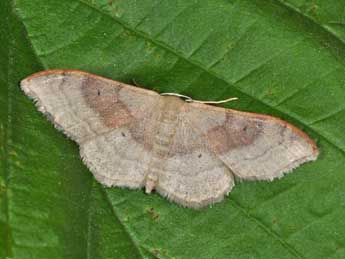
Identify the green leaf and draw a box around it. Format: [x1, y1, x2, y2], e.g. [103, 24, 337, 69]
[1, 0, 345, 258]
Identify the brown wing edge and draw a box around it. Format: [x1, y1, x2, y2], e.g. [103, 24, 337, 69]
[20, 70, 79, 141]
[20, 69, 161, 140]
[21, 69, 160, 98]
[189, 102, 319, 158]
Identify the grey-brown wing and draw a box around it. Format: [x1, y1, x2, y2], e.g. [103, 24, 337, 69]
[184, 102, 318, 181]
[21, 70, 160, 188]
[155, 108, 235, 208]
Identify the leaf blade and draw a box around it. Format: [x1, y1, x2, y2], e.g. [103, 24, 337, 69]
[2, 0, 345, 258]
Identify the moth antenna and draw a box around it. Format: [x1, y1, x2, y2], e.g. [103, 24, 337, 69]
[160, 92, 238, 104]
[160, 92, 193, 102]
[192, 97, 239, 104]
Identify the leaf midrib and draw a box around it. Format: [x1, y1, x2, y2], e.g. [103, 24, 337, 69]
[100, 188, 158, 259]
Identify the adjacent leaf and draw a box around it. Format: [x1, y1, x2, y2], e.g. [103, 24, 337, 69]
[1, 0, 345, 258]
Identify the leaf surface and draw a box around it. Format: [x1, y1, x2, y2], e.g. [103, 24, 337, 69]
[1, 0, 345, 258]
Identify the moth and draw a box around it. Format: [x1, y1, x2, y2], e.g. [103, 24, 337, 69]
[21, 70, 319, 208]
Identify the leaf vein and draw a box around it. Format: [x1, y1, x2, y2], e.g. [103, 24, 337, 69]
[275, 66, 341, 107]
[309, 107, 345, 125]
[273, 0, 345, 45]
[100, 188, 155, 259]
[231, 200, 305, 258]
[231, 39, 302, 85]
